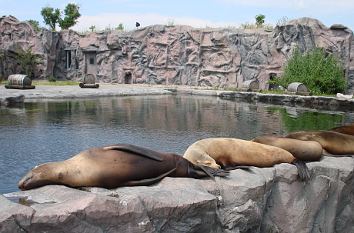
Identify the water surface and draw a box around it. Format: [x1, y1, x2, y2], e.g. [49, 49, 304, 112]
[0, 95, 352, 193]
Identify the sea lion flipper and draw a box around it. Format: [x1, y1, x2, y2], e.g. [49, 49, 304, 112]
[197, 165, 230, 179]
[223, 165, 253, 172]
[292, 160, 310, 181]
[103, 144, 164, 162]
[122, 168, 176, 186]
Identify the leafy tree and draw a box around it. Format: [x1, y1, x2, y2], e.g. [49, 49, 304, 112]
[255, 14, 265, 28]
[27, 20, 41, 32]
[116, 23, 124, 31]
[89, 25, 96, 32]
[271, 47, 346, 95]
[40, 3, 80, 31]
[41, 7, 61, 31]
[16, 48, 42, 79]
[59, 3, 81, 30]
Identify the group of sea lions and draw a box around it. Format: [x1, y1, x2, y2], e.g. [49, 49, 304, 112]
[18, 123, 354, 191]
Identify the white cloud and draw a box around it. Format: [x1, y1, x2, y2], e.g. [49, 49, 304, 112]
[72, 12, 240, 31]
[219, 0, 354, 10]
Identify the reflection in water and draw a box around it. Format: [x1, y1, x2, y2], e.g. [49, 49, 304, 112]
[0, 95, 352, 193]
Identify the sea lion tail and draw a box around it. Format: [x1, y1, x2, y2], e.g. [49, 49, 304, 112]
[292, 160, 310, 181]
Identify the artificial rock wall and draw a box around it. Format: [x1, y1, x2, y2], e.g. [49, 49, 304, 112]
[0, 16, 353, 91]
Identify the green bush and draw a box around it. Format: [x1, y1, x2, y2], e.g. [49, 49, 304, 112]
[16, 48, 42, 79]
[272, 47, 346, 95]
[47, 75, 57, 82]
[255, 14, 265, 28]
[27, 19, 41, 32]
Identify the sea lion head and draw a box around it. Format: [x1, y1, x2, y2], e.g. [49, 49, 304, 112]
[174, 155, 228, 179]
[18, 163, 58, 190]
[183, 149, 221, 169]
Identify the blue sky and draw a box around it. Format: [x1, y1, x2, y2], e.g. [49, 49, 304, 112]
[1, 0, 353, 31]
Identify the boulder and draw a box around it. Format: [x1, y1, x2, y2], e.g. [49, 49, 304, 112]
[2, 156, 354, 233]
[0, 94, 24, 107]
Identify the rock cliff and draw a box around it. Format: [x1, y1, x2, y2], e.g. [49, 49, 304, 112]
[0, 16, 353, 91]
[1, 156, 354, 233]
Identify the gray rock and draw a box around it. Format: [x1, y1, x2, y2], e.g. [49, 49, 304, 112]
[0, 94, 24, 106]
[2, 156, 354, 232]
[0, 194, 34, 233]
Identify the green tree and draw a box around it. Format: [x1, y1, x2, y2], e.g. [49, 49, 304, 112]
[89, 25, 96, 32]
[27, 20, 41, 32]
[40, 3, 80, 31]
[59, 3, 81, 30]
[41, 7, 61, 31]
[255, 14, 265, 28]
[116, 23, 124, 31]
[271, 47, 346, 95]
[16, 48, 42, 79]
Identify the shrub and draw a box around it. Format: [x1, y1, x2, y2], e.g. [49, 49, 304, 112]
[255, 14, 265, 28]
[271, 47, 346, 95]
[116, 23, 124, 31]
[16, 48, 42, 79]
[47, 75, 57, 82]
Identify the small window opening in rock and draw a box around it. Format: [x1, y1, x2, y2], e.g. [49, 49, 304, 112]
[89, 57, 95, 65]
[75, 58, 79, 69]
[65, 50, 72, 69]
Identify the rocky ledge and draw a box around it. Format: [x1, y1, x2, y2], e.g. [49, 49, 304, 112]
[1, 156, 354, 233]
[0, 95, 24, 107]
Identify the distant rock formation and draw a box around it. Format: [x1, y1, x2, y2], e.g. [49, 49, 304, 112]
[0, 16, 353, 92]
[2, 156, 354, 232]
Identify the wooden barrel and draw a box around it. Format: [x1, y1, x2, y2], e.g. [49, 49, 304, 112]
[242, 79, 259, 91]
[5, 74, 35, 89]
[79, 74, 99, 88]
[287, 82, 309, 95]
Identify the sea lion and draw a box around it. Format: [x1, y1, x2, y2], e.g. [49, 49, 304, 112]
[331, 123, 354, 136]
[183, 138, 310, 180]
[252, 135, 323, 161]
[286, 131, 354, 155]
[18, 144, 228, 191]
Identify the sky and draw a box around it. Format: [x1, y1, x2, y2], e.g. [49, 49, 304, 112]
[0, 0, 353, 31]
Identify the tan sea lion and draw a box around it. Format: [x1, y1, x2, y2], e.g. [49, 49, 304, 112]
[18, 144, 228, 191]
[286, 131, 354, 155]
[183, 138, 310, 180]
[331, 123, 354, 136]
[252, 135, 323, 161]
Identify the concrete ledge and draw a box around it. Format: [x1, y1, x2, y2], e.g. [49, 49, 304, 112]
[216, 91, 354, 111]
[2, 156, 354, 233]
[2, 84, 354, 112]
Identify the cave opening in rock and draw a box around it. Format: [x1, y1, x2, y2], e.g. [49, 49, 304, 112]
[124, 72, 132, 84]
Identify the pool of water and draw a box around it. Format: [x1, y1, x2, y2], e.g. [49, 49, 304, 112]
[1, 95, 353, 194]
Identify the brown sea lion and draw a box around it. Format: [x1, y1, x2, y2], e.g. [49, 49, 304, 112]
[183, 138, 310, 180]
[331, 123, 354, 136]
[18, 144, 228, 191]
[286, 131, 354, 155]
[252, 135, 323, 161]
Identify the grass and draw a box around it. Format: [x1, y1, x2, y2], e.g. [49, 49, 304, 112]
[32, 80, 80, 86]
